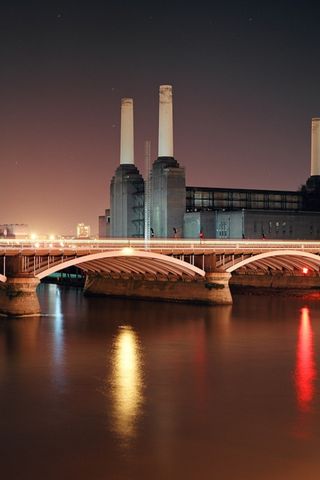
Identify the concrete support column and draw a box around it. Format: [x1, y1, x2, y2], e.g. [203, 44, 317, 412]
[158, 85, 173, 157]
[84, 272, 233, 305]
[120, 98, 134, 165]
[311, 117, 320, 176]
[204, 254, 216, 273]
[0, 277, 40, 317]
[205, 272, 233, 304]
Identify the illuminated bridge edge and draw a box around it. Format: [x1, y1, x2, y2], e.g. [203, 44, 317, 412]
[226, 250, 320, 273]
[36, 250, 206, 280]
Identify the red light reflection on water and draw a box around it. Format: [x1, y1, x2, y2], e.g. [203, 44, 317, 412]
[295, 307, 316, 413]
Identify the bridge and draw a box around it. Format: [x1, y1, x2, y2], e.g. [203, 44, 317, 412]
[0, 238, 320, 316]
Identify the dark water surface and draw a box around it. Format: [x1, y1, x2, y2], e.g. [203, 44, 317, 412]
[1, 284, 320, 479]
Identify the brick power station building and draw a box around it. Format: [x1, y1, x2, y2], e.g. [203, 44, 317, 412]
[99, 86, 320, 241]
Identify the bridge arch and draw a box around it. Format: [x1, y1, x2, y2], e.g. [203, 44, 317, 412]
[226, 250, 320, 273]
[0, 274, 6, 283]
[36, 249, 206, 280]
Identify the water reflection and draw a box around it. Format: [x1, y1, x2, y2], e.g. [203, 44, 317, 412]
[53, 287, 64, 361]
[295, 307, 316, 413]
[293, 307, 317, 440]
[51, 286, 66, 390]
[0, 317, 40, 357]
[110, 325, 144, 442]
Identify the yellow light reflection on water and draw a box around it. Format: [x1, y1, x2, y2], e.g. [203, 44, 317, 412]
[111, 326, 144, 440]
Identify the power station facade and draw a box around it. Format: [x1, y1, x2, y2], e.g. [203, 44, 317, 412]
[100, 87, 320, 240]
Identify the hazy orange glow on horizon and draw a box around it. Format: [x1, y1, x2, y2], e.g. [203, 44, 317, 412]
[0, 2, 319, 234]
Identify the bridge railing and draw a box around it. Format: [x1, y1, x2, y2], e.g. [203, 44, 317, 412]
[0, 238, 320, 251]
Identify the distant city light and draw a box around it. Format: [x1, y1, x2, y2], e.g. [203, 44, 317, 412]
[30, 233, 38, 241]
[76, 223, 91, 239]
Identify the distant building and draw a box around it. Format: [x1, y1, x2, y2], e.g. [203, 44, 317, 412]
[0, 224, 29, 238]
[98, 209, 110, 238]
[76, 223, 91, 238]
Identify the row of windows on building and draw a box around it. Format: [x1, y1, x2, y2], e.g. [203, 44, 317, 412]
[186, 189, 301, 211]
[217, 221, 320, 238]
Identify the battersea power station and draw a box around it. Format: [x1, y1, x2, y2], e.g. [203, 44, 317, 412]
[99, 85, 320, 240]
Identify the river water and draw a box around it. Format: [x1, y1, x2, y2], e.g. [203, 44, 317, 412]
[1, 284, 320, 479]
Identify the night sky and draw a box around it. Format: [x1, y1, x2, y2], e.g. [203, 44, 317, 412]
[1, 0, 320, 235]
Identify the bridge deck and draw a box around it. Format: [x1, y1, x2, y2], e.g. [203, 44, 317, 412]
[1, 239, 320, 255]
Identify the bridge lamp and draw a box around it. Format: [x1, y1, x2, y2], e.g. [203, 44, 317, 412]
[302, 267, 309, 274]
[34, 242, 40, 249]
[122, 247, 134, 255]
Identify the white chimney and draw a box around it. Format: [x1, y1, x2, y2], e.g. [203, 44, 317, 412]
[120, 98, 134, 165]
[311, 117, 320, 176]
[158, 85, 174, 157]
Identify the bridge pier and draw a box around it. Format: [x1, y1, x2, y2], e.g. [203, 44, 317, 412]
[205, 272, 233, 304]
[84, 271, 232, 305]
[0, 277, 40, 317]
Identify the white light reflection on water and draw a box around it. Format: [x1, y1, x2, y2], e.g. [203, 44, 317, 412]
[53, 286, 63, 361]
[50, 285, 65, 389]
[110, 325, 144, 442]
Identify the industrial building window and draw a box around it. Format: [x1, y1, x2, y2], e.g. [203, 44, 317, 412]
[282, 221, 286, 234]
[218, 221, 229, 238]
[215, 200, 229, 208]
[268, 221, 272, 233]
[275, 222, 279, 233]
[269, 202, 282, 209]
[270, 194, 282, 201]
[214, 192, 229, 199]
[289, 225, 293, 235]
[251, 194, 264, 201]
[310, 225, 314, 235]
[254, 222, 257, 233]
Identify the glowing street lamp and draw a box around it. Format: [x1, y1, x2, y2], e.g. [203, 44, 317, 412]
[122, 247, 134, 255]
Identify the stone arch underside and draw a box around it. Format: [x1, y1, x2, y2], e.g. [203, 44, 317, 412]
[36, 250, 206, 280]
[226, 250, 320, 273]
